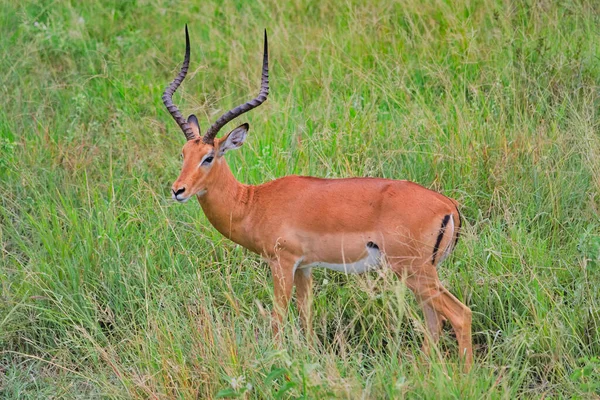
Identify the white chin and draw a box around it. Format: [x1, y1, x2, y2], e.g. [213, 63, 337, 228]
[172, 194, 191, 203]
[196, 189, 207, 197]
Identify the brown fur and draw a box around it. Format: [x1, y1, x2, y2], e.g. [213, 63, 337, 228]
[172, 127, 473, 370]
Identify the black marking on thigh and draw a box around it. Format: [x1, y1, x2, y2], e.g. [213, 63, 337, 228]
[454, 208, 462, 249]
[366, 241, 379, 250]
[432, 214, 450, 265]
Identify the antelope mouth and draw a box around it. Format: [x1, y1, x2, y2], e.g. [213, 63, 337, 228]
[172, 189, 207, 203]
[172, 193, 191, 203]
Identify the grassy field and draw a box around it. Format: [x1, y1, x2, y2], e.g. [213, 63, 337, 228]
[1, 0, 600, 398]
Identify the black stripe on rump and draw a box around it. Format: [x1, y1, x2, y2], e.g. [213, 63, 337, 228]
[431, 214, 451, 265]
[454, 208, 462, 249]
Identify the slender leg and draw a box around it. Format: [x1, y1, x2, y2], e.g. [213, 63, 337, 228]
[421, 302, 443, 354]
[436, 285, 473, 370]
[407, 274, 473, 371]
[392, 260, 473, 371]
[294, 267, 313, 337]
[268, 257, 294, 340]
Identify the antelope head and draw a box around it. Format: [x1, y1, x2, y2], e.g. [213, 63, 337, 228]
[163, 25, 269, 202]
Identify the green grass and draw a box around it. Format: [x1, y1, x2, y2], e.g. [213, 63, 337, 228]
[1, 0, 600, 397]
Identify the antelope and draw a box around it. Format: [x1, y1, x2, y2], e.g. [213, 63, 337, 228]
[162, 26, 473, 369]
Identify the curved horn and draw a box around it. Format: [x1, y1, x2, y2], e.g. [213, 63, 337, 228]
[203, 30, 269, 145]
[162, 24, 196, 141]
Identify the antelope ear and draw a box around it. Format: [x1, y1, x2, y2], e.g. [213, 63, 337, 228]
[217, 123, 249, 156]
[187, 114, 201, 138]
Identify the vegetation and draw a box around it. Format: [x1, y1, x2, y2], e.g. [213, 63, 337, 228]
[1, 0, 599, 397]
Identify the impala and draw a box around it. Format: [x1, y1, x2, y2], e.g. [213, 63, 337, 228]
[162, 26, 473, 369]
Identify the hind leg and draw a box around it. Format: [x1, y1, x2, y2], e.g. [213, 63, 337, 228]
[421, 302, 443, 354]
[409, 275, 472, 370]
[392, 261, 472, 371]
[434, 285, 472, 369]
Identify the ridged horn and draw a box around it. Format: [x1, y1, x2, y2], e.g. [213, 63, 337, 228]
[162, 24, 196, 141]
[203, 30, 269, 145]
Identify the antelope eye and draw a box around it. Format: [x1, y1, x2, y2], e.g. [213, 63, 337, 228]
[202, 156, 214, 166]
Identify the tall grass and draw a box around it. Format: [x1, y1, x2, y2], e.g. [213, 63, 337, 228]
[1, 0, 599, 397]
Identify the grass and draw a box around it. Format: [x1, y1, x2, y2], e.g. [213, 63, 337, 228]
[1, 0, 599, 398]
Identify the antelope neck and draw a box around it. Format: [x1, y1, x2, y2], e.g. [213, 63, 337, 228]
[197, 160, 253, 242]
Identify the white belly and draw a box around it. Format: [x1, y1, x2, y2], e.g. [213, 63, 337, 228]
[297, 244, 382, 275]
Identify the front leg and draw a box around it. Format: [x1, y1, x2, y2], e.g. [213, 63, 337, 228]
[268, 256, 295, 339]
[294, 267, 313, 337]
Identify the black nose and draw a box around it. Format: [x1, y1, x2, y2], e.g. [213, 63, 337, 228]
[173, 187, 185, 196]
